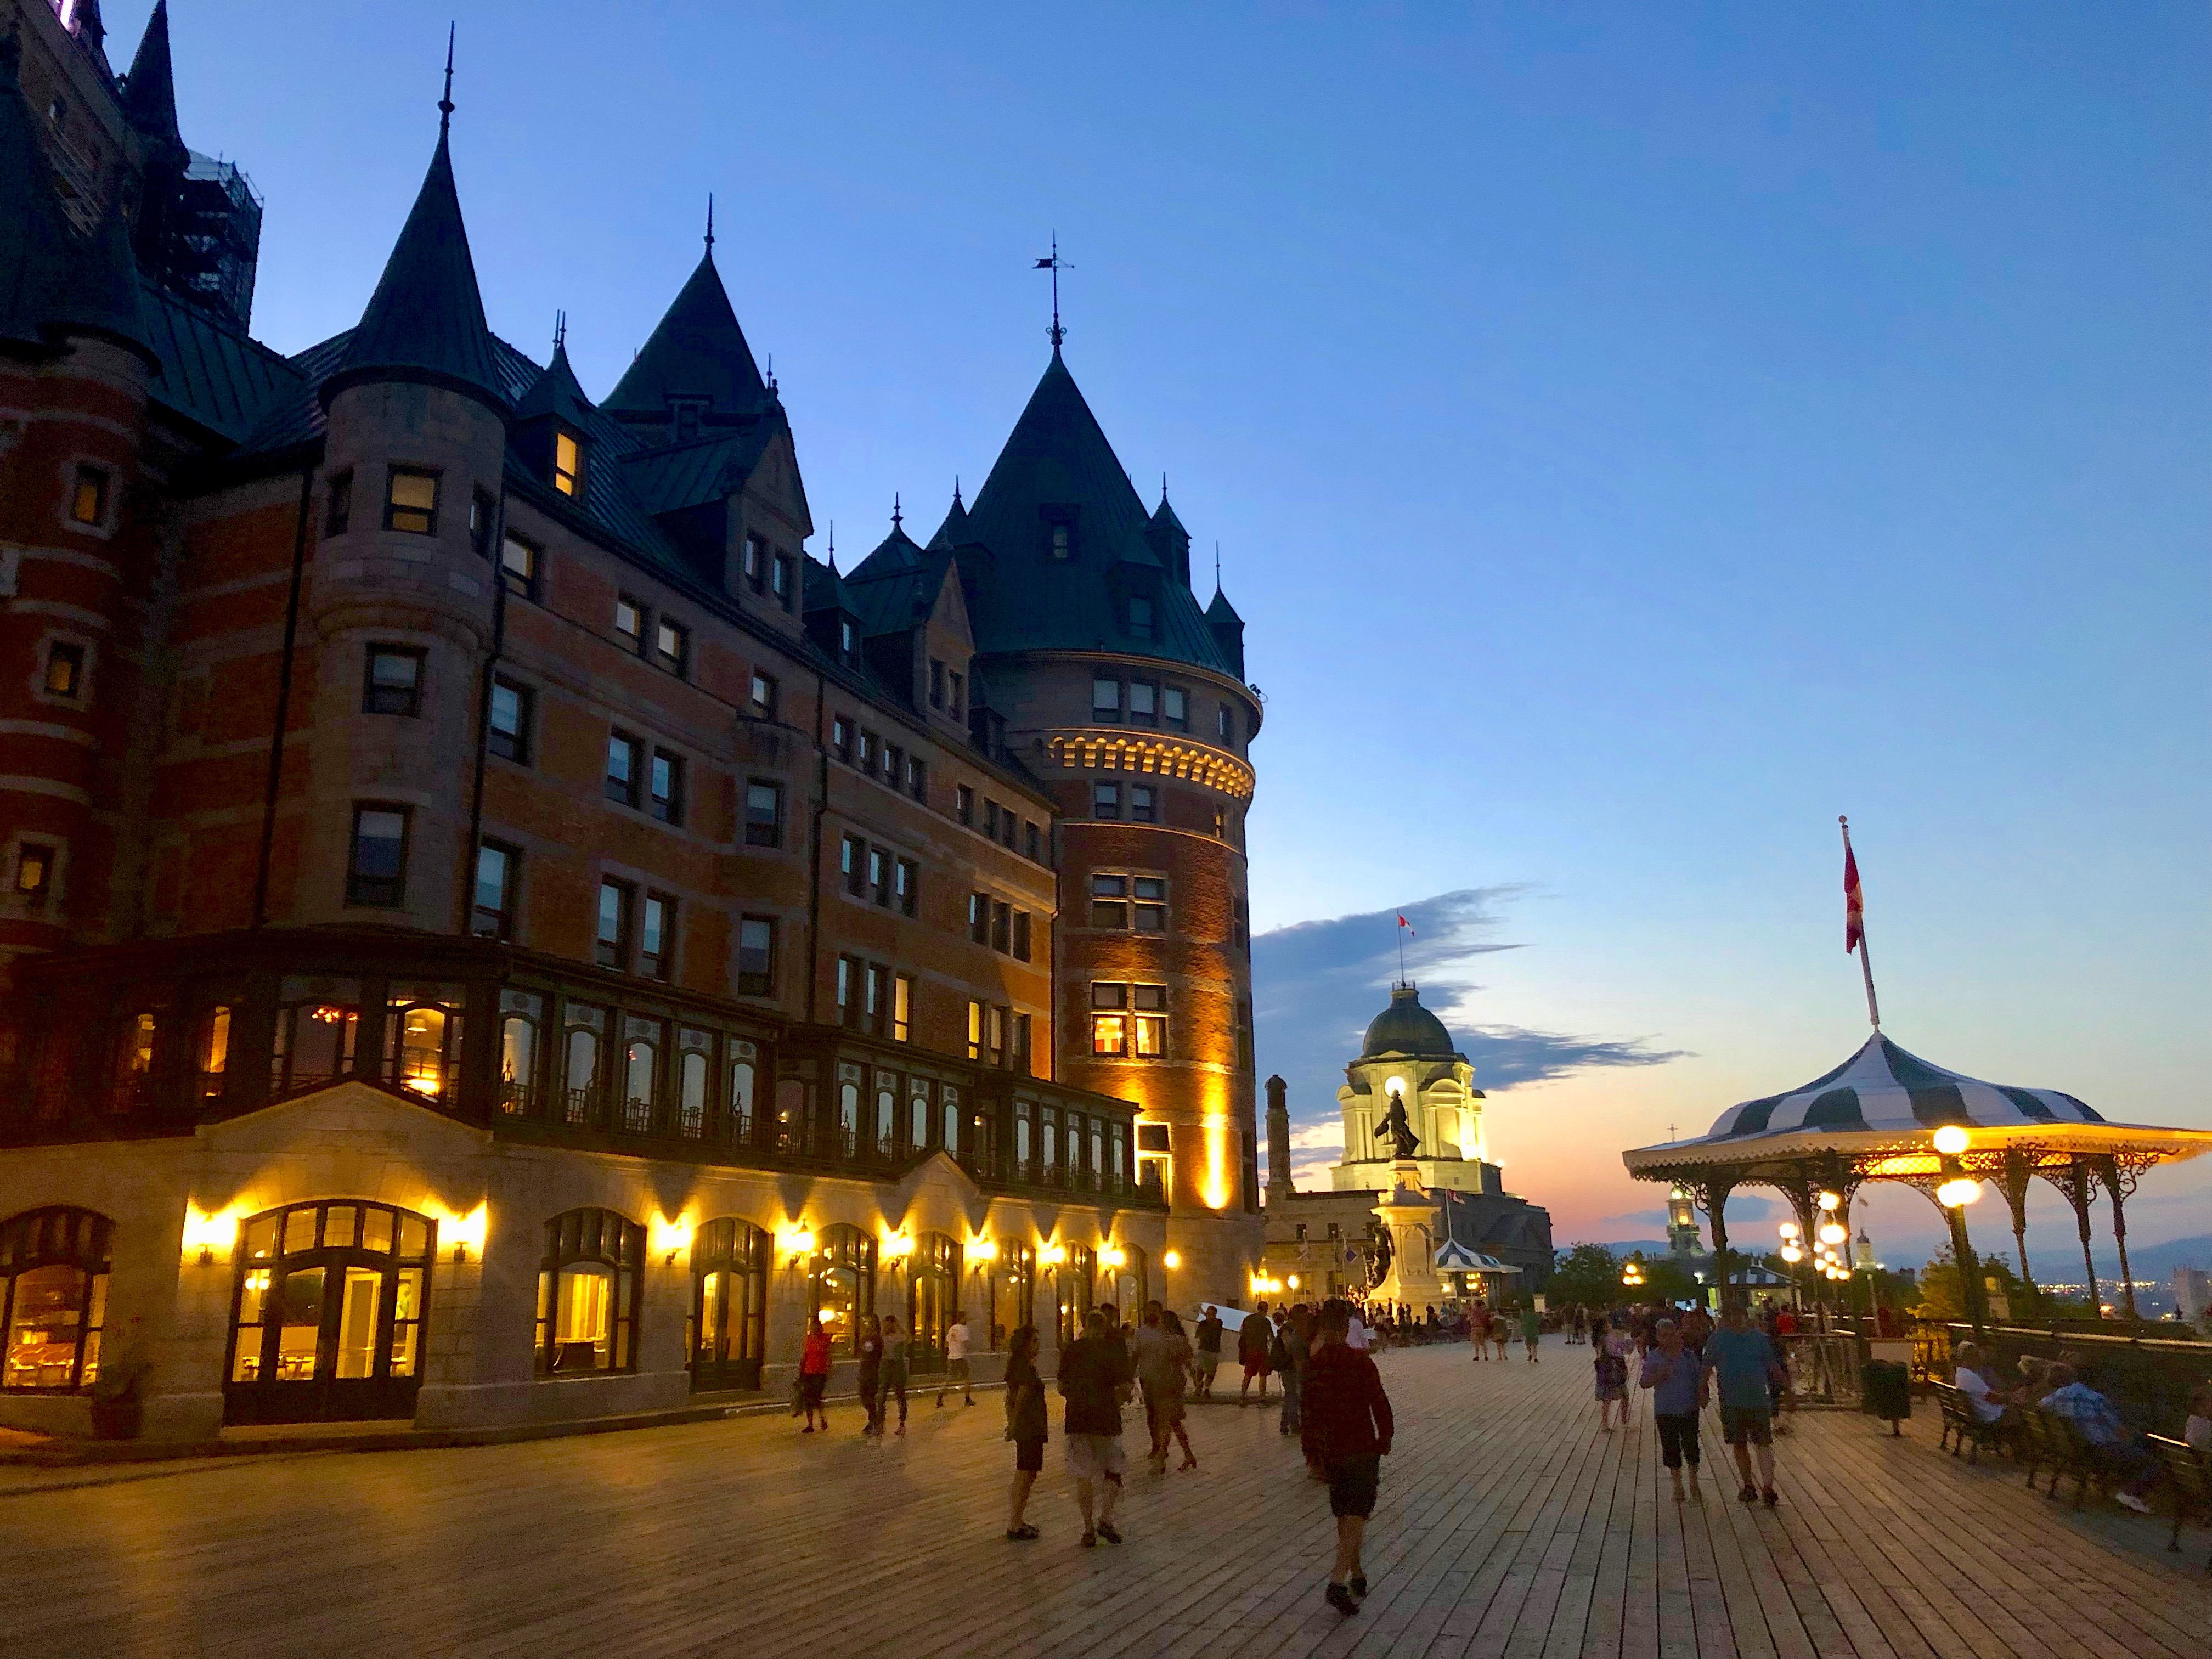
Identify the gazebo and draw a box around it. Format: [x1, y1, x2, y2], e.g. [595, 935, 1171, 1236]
[1622, 1032, 2212, 1325]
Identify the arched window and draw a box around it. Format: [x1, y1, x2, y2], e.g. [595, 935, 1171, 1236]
[2, 1207, 112, 1392]
[726, 1042, 758, 1142]
[690, 1217, 768, 1391]
[196, 1005, 232, 1101]
[499, 991, 542, 1116]
[676, 1029, 710, 1138]
[270, 984, 362, 1094]
[1105, 1244, 1148, 1321]
[836, 1064, 861, 1158]
[942, 1085, 962, 1159]
[906, 1233, 962, 1372]
[535, 1209, 642, 1375]
[109, 1011, 157, 1114]
[620, 1017, 661, 1133]
[808, 1223, 875, 1355]
[873, 1074, 898, 1160]
[773, 1077, 805, 1154]
[226, 1200, 432, 1424]
[384, 984, 464, 1103]
[907, 1077, 930, 1153]
[562, 1004, 605, 1127]
[1056, 1244, 1094, 1348]
[989, 1239, 1034, 1352]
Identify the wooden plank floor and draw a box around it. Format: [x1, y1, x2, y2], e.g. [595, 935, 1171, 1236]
[2, 1340, 2205, 1659]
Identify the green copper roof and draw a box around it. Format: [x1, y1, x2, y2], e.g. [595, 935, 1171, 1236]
[0, 31, 73, 353]
[603, 250, 766, 420]
[330, 126, 505, 411]
[119, 0, 184, 151]
[49, 192, 158, 369]
[927, 486, 969, 551]
[960, 351, 1235, 676]
[514, 339, 594, 426]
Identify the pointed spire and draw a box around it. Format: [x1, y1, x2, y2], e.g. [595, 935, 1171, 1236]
[927, 482, 969, 552]
[514, 329, 594, 427]
[705, 194, 715, 254]
[953, 476, 963, 508]
[327, 35, 505, 413]
[1034, 235, 1072, 354]
[603, 231, 767, 422]
[891, 492, 902, 531]
[119, 0, 183, 153]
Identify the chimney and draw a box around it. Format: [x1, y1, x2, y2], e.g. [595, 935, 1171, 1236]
[1265, 1074, 1294, 1202]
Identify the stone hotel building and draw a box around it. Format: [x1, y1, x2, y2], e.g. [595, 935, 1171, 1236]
[0, 1, 1264, 1436]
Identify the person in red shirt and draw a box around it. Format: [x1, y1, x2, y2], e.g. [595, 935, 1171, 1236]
[799, 1319, 834, 1434]
[1301, 1299, 1395, 1616]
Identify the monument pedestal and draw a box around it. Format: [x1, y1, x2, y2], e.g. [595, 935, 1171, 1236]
[1368, 1160, 1445, 1311]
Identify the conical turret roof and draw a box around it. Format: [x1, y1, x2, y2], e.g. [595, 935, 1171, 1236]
[329, 123, 505, 411]
[119, 0, 183, 152]
[515, 337, 594, 425]
[0, 31, 73, 353]
[49, 191, 157, 368]
[928, 485, 969, 551]
[604, 250, 766, 421]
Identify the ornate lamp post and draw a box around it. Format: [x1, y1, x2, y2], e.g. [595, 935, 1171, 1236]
[1932, 1126, 1991, 1336]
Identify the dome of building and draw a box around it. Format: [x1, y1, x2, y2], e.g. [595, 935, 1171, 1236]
[1360, 985, 1462, 1060]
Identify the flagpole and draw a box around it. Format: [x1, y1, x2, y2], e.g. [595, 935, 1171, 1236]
[1841, 815, 1881, 1031]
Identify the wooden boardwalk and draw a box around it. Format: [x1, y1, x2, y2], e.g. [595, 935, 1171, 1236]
[2, 1340, 2205, 1658]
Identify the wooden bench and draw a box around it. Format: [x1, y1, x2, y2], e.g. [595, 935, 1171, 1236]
[2019, 1407, 2104, 1509]
[2148, 1434, 2210, 1565]
[1931, 1382, 2005, 1464]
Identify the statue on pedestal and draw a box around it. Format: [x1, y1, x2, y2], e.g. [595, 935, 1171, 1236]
[1375, 1089, 1420, 1160]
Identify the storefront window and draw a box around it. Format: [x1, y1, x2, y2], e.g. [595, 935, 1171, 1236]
[1, 1208, 112, 1392]
[989, 1239, 1034, 1352]
[808, 1223, 876, 1355]
[534, 1209, 642, 1375]
[691, 1217, 769, 1391]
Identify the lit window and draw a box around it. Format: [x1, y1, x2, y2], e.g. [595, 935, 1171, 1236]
[744, 781, 783, 848]
[596, 879, 633, 969]
[605, 733, 640, 807]
[0, 1207, 113, 1393]
[655, 619, 688, 676]
[737, 916, 776, 996]
[43, 642, 85, 699]
[1091, 1014, 1128, 1058]
[384, 467, 438, 534]
[472, 841, 517, 939]
[1134, 984, 1168, 1058]
[14, 844, 55, 904]
[553, 431, 582, 496]
[363, 646, 423, 716]
[614, 597, 644, 652]
[967, 1000, 983, 1061]
[346, 806, 409, 907]
[892, 975, 913, 1043]
[489, 680, 532, 763]
[749, 672, 777, 718]
[534, 1210, 643, 1375]
[69, 465, 108, 527]
[501, 534, 540, 600]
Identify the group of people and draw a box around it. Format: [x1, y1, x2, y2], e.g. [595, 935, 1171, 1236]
[999, 1295, 1397, 1617]
[1953, 1341, 2212, 1514]
[793, 1308, 975, 1436]
[1585, 1299, 1790, 1506]
[1463, 1300, 1543, 1363]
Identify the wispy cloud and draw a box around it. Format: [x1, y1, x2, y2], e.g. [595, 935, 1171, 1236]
[1255, 888, 1685, 1159]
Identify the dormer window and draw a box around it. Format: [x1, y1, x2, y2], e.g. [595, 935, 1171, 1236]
[839, 618, 857, 660]
[673, 401, 704, 443]
[552, 431, 583, 497]
[1051, 524, 1070, 560]
[1127, 596, 1154, 640]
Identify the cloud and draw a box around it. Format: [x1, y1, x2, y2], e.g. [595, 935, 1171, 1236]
[1254, 888, 1685, 1145]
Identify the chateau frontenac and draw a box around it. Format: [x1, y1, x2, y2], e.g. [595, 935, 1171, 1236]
[0, 0, 1262, 1435]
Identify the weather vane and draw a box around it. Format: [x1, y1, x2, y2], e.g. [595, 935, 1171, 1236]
[1034, 234, 1073, 349]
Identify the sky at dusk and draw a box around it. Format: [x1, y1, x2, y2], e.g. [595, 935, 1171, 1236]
[129, 3, 2211, 1269]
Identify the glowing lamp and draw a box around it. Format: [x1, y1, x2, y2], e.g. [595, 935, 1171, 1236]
[435, 1201, 489, 1263]
[1778, 1221, 1801, 1240]
[1385, 1076, 1407, 1099]
[182, 1204, 241, 1266]
[969, 1238, 999, 1262]
[1819, 1223, 1847, 1246]
[816, 1307, 835, 1323]
[883, 1231, 915, 1260]
[1932, 1126, 1970, 1156]
[1780, 1245, 1804, 1263]
[1287, 1274, 1300, 1290]
[1101, 1245, 1126, 1269]
[1162, 1250, 1181, 1270]
[652, 1213, 695, 1266]
[782, 1227, 816, 1263]
[1936, 1178, 1980, 1208]
[1042, 1242, 1066, 1266]
[1817, 1190, 1841, 1211]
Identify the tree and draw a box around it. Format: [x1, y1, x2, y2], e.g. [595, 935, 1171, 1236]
[1640, 1256, 1703, 1307]
[1549, 1243, 1621, 1310]
[1912, 1250, 1965, 1319]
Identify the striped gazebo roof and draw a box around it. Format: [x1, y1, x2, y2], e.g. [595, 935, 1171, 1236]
[1701, 1034, 2102, 1142]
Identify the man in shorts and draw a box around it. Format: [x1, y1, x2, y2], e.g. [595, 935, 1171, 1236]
[1239, 1300, 1273, 1404]
[1194, 1306, 1224, 1399]
[1058, 1306, 1135, 1547]
[1705, 1297, 1780, 1506]
[1301, 1300, 1394, 1616]
[1130, 1300, 1176, 1470]
[937, 1310, 973, 1407]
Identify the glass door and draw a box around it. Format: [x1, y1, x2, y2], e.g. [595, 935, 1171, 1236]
[689, 1218, 766, 1391]
[225, 1201, 433, 1424]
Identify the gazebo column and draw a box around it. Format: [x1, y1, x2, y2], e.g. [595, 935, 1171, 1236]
[1996, 1147, 2038, 1292]
[2040, 1156, 2101, 1316]
[2096, 1156, 2141, 1323]
[1697, 1175, 1737, 1310]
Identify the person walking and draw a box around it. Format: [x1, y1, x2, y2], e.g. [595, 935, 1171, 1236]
[1302, 1300, 1395, 1616]
[1194, 1305, 1224, 1400]
[1159, 1309, 1199, 1469]
[938, 1310, 974, 1407]
[1239, 1301, 1274, 1403]
[1058, 1306, 1135, 1547]
[1275, 1305, 1311, 1437]
[1706, 1297, 1782, 1506]
[1491, 1312, 1511, 1362]
[1571, 1306, 1588, 1346]
[1639, 1317, 1708, 1501]
[799, 1318, 833, 1434]
[1131, 1300, 1176, 1472]
[1468, 1301, 1488, 1362]
[856, 1315, 885, 1437]
[1592, 1316, 1629, 1430]
[1520, 1303, 1542, 1363]
[881, 1314, 911, 1435]
[1003, 1324, 1048, 1540]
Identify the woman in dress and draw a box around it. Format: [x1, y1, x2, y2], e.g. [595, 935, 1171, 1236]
[1592, 1316, 1630, 1429]
[1003, 1324, 1048, 1539]
[1159, 1308, 1199, 1469]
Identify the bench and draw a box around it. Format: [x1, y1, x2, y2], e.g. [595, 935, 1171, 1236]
[2148, 1435, 2210, 1565]
[1931, 1383, 2005, 1464]
[2019, 1408, 2106, 1509]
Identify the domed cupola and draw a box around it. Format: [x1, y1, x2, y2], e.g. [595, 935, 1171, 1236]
[1360, 984, 1464, 1062]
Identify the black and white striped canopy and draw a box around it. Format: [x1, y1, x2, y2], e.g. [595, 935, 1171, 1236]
[1700, 1034, 2101, 1143]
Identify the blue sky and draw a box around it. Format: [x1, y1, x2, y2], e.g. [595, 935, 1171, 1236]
[137, 2, 2210, 1265]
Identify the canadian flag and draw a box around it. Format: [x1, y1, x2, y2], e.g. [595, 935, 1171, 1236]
[1844, 845, 1864, 955]
[1397, 913, 1415, 939]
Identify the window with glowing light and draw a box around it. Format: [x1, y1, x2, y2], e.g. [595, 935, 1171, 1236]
[195, 1005, 232, 1099]
[383, 467, 438, 535]
[107, 1009, 156, 1114]
[498, 990, 541, 1116]
[383, 984, 465, 1102]
[552, 430, 583, 497]
[227, 1201, 431, 1421]
[1, 1207, 111, 1394]
[535, 1209, 642, 1375]
[808, 1223, 876, 1355]
[1056, 1244, 1094, 1347]
[620, 1017, 662, 1133]
[270, 981, 363, 1093]
[907, 1233, 962, 1372]
[989, 1238, 1034, 1351]
[691, 1217, 768, 1390]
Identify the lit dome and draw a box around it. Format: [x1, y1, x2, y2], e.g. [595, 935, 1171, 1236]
[1359, 985, 1462, 1061]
